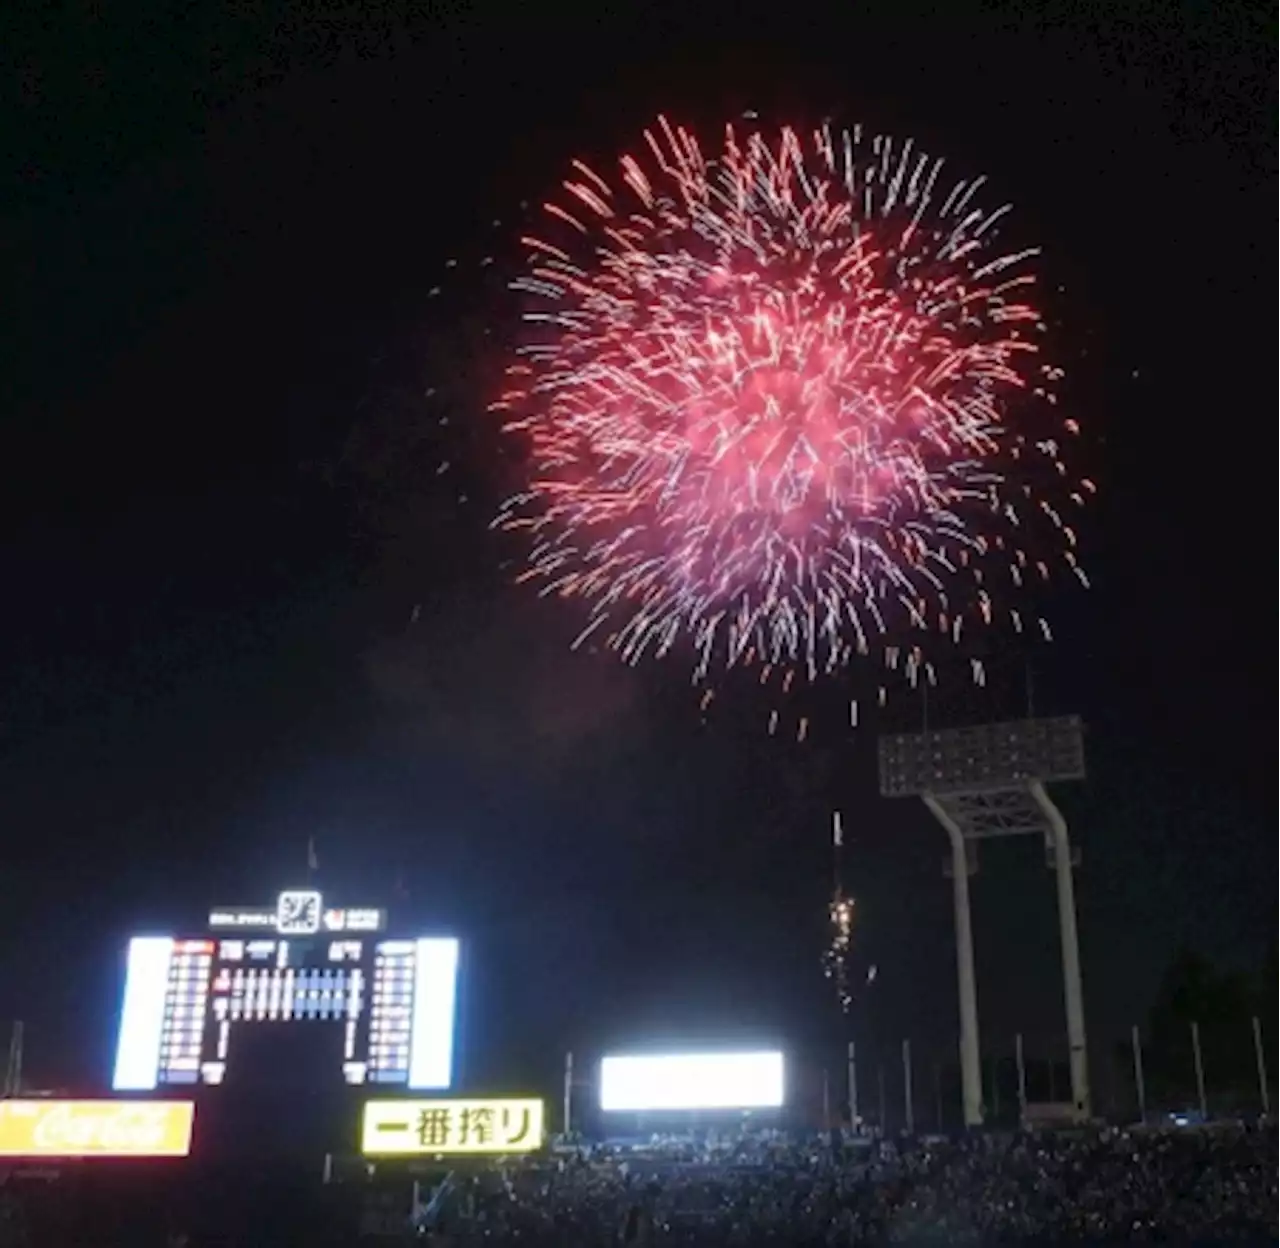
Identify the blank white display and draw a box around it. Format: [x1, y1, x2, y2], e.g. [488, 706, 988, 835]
[112, 937, 175, 1092]
[600, 1051, 785, 1112]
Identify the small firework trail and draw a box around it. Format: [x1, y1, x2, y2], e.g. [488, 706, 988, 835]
[493, 116, 1090, 710]
[823, 810, 856, 1014]
[823, 811, 877, 1015]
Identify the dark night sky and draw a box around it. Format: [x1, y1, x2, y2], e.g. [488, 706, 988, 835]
[1, 2, 1274, 1111]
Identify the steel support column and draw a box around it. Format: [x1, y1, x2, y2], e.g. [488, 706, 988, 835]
[925, 795, 984, 1128]
[1030, 781, 1090, 1118]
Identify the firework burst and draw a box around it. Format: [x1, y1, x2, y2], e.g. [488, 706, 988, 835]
[493, 116, 1090, 701]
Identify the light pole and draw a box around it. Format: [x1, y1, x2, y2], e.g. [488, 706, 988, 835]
[879, 716, 1090, 1125]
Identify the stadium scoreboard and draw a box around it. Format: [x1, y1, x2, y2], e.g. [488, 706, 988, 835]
[112, 890, 458, 1093]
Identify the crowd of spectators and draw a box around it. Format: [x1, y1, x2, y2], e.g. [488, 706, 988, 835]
[1, 1122, 1273, 1244]
[429, 1124, 1278, 1245]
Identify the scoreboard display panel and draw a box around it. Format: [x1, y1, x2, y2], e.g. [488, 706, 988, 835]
[112, 891, 458, 1093]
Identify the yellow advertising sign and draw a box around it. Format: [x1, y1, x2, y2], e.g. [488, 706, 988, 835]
[361, 1097, 544, 1156]
[0, 1100, 195, 1158]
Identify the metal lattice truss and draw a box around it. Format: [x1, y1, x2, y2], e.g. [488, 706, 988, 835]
[929, 784, 1083, 870]
[930, 786, 1050, 840]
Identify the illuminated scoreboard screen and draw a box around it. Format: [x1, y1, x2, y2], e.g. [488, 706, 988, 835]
[112, 890, 458, 1094]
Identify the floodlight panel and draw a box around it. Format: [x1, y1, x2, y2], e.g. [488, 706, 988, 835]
[879, 716, 1085, 797]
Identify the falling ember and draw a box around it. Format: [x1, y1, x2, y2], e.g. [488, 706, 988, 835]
[495, 116, 1088, 696]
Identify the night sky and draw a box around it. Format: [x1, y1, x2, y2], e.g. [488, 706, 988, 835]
[2, 3, 1273, 1116]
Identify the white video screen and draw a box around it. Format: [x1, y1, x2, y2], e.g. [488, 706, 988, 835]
[599, 1051, 785, 1112]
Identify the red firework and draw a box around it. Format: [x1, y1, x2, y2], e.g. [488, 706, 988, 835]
[493, 116, 1090, 697]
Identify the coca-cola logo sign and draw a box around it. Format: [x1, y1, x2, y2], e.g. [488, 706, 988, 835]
[0, 1100, 195, 1157]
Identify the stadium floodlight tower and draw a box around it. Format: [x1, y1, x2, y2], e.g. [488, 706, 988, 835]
[878, 716, 1088, 1129]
